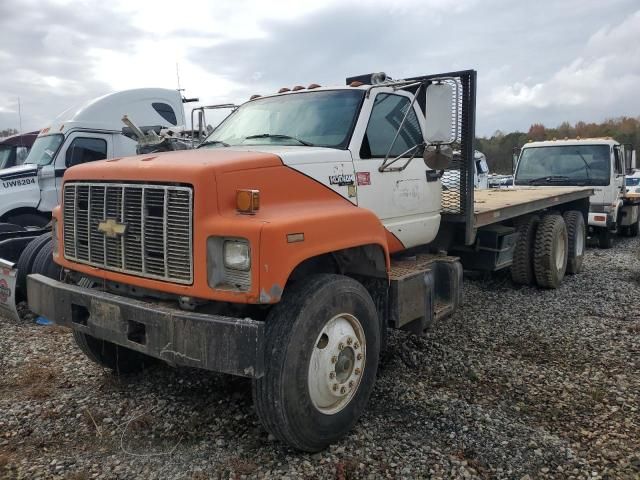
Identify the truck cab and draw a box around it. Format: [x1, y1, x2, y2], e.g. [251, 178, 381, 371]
[513, 138, 637, 247]
[0, 88, 186, 227]
[442, 150, 489, 190]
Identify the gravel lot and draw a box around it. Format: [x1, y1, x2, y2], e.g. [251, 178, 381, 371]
[1, 237, 639, 479]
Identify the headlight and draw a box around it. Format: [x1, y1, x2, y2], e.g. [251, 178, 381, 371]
[223, 239, 250, 271]
[52, 218, 59, 256]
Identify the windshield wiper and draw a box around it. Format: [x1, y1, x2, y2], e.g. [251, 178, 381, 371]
[524, 175, 571, 185]
[244, 133, 314, 146]
[198, 139, 230, 148]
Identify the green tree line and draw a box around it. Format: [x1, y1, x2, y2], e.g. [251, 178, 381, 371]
[477, 116, 640, 174]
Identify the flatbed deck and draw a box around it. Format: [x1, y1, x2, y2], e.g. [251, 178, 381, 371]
[623, 191, 640, 202]
[473, 187, 593, 228]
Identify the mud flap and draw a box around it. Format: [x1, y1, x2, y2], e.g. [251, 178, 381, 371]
[0, 259, 20, 321]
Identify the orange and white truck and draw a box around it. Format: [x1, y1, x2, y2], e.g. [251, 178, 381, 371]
[27, 70, 592, 451]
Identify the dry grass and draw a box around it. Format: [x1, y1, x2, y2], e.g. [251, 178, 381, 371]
[227, 457, 259, 477]
[8, 362, 61, 399]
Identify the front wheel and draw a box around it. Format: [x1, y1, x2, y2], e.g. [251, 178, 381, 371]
[597, 228, 614, 249]
[73, 331, 156, 374]
[253, 274, 381, 452]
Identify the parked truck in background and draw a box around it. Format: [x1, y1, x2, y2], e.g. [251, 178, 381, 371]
[442, 149, 489, 190]
[26, 70, 593, 452]
[0, 88, 189, 319]
[0, 88, 187, 228]
[513, 139, 638, 248]
[0, 131, 38, 169]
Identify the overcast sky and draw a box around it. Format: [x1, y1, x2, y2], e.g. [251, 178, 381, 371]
[1, 0, 638, 136]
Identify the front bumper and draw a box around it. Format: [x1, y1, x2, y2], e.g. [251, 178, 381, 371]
[27, 274, 265, 378]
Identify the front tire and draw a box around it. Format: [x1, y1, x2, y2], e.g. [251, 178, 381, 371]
[597, 228, 614, 249]
[253, 274, 381, 452]
[73, 331, 156, 374]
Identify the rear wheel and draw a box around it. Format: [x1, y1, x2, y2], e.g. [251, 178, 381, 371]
[597, 228, 614, 249]
[511, 215, 540, 285]
[534, 214, 568, 289]
[253, 274, 380, 452]
[73, 331, 156, 374]
[629, 218, 639, 237]
[563, 211, 585, 274]
[15, 233, 52, 296]
[31, 241, 62, 280]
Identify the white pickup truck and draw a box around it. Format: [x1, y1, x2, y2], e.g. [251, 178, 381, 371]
[514, 138, 638, 248]
[0, 88, 186, 227]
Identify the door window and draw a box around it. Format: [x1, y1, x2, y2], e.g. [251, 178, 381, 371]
[65, 137, 107, 167]
[613, 146, 622, 174]
[360, 93, 423, 159]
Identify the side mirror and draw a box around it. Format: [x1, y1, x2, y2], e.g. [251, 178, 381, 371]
[424, 82, 457, 144]
[423, 81, 458, 170]
[624, 144, 635, 174]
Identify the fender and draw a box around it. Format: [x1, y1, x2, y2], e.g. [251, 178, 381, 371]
[256, 202, 396, 303]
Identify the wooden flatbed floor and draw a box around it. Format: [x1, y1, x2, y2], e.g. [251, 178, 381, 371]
[473, 187, 593, 228]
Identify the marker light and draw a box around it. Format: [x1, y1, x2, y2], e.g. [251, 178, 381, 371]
[236, 189, 260, 214]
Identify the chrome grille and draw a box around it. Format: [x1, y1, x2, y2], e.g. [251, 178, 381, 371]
[63, 182, 193, 284]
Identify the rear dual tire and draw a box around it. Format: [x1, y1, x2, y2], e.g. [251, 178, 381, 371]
[563, 211, 585, 274]
[534, 214, 568, 289]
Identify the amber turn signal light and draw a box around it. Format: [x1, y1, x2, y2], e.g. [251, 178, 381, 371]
[236, 189, 260, 214]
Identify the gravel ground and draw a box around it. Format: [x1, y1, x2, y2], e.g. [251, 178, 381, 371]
[1, 236, 639, 479]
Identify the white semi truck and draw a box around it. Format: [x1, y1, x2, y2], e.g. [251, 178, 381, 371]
[513, 138, 638, 248]
[0, 88, 187, 227]
[0, 88, 188, 318]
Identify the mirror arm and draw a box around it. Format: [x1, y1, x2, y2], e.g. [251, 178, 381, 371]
[381, 83, 424, 169]
[379, 143, 424, 172]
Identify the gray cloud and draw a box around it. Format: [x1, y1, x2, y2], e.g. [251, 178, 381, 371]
[191, 0, 640, 135]
[0, 1, 144, 131]
[2, 0, 639, 137]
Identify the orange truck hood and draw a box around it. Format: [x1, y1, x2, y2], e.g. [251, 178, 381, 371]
[64, 149, 283, 183]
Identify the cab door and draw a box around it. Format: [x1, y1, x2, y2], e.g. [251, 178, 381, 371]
[350, 89, 441, 249]
[39, 132, 111, 212]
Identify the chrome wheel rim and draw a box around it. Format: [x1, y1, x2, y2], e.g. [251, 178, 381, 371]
[307, 313, 366, 415]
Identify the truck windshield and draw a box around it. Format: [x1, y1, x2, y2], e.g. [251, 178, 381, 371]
[200, 90, 364, 149]
[24, 134, 64, 166]
[515, 145, 611, 186]
[626, 177, 640, 187]
[0, 145, 12, 169]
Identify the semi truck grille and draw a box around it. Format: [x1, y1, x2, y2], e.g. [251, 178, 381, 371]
[63, 182, 193, 284]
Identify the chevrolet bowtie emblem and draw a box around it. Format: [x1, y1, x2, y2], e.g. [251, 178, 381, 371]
[97, 218, 127, 238]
